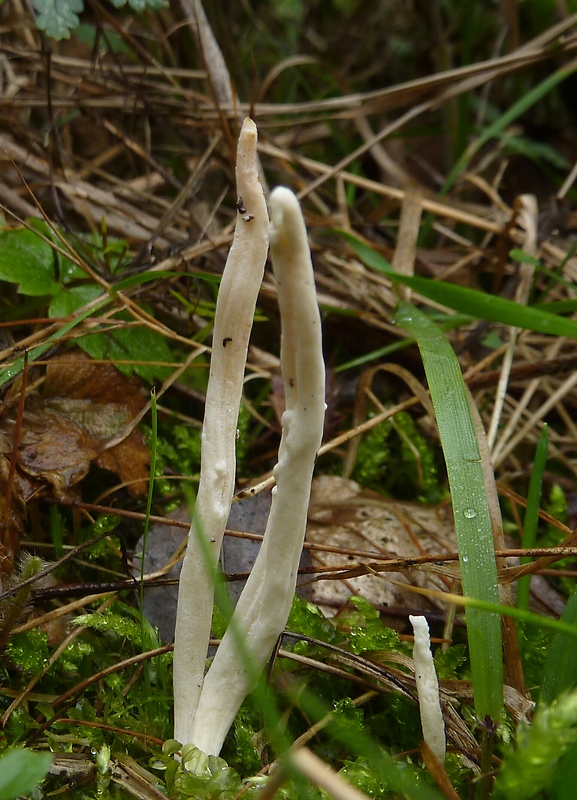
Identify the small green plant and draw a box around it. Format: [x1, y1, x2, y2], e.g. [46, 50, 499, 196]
[0, 220, 173, 385]
[31, 0, 166, 40]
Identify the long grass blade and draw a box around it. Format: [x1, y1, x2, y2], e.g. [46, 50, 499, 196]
[443, 59, 577, 194]
[343, 233, 577, 340]
[394, 301, 503, 721]
[540, 586, 577, 705]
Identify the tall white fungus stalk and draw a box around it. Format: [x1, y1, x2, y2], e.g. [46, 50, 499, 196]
[189, 187, 326, 755]
[172, 116, 326, 759]
[173, 118, 269, 747]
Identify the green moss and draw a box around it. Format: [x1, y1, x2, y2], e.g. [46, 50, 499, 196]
[287, 595, 340, 645]
[339, 596, 400, 655]
[6, 629, 49, 675]
[493, 690, 577, 799]
[144, 421, 202, 499]
[352, 411, 443, 502]
[434, 643, 467, 679]
[72, 609, 142, 645]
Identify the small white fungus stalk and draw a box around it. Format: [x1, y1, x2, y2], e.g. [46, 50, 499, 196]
[189, 187, 326, 756]
[409, 614, 446, 764]
[173, 118, 268, 747]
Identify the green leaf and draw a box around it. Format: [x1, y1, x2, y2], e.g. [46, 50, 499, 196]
[49, 283, 103, 317]
[287, 593, 339, 644]
[342, 232, 577, 340]
[49, 287, 173, 382]
[0, 228, 59, 296]
[0, 291, 109, 390]
[32, 0, 84, 39]
[0, 749, 53, 800]
[394, 301, 503, 721]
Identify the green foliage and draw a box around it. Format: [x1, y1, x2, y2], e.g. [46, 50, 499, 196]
[287, 595, 339, 645]
[229, 709, 263, 776]
[31, 0, 166, 39]
[434, 643, 467, 679]
[0, 749, 53, 800]
[72, 609, 142, 645]
[539, 484, 574, 594]
[91, 514, 123, 535]
[59, 306, 173, 383]
[0, 221, 173, 382]
[546, 483, 568, 525]
[6, 629, 49, 674]
[541, 584, 577, 704]
[552, 738, 577, 800]
[493, 690, 577, 799]
[339, 596, 400, 655]
[352, 410, 442, 502]
[32, 0, 83, 39]
[58, 639, 94, 675]
[148, 421, 202, 499]
[235, 403, 252, 473]
[343, 232, 577, 341]
[0, 227, 59, 295]
[171, 746, 248, 800]
[395, 300, 503, 723]
[337, 751, 437, 798]
[108, 0, 166, 11]
[518, 625, 553, 698]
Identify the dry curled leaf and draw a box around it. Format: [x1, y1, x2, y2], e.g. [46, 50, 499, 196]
[0, 353, 150, 576]
[42, 353, 150, 497]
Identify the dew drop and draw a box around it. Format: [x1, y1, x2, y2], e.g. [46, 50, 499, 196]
[464, 508, 477, 519]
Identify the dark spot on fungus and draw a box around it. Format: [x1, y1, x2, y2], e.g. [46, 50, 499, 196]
[289, 377, 295, 387]
[242, 214, 254, 222]
[223, 337, 233, 348]
[236, 197, 246, 214]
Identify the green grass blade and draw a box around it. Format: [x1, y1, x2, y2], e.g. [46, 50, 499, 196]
[517, 424, 548, 614]
[343, 233, 577, 340]
[424, 589, 577, 640]
[394, 301, 503, 721]
[540, 586, 577, 705]
[443, 60, 577, 194]
[336, 313, 473, 372]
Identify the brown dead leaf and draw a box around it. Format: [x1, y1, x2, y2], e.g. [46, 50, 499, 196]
[0, 353, 151, 576]
[41, 353, 150, 497]
[17, 407, 100, 496]
[306, 475, 456, 627]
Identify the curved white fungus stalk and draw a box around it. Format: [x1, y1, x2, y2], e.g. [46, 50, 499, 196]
[189, 186, 326, 756]
[409, 614, 446, 764]
[173, 118, 268, 748]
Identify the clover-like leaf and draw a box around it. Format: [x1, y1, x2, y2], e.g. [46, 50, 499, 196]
[32, 0, 84, 39]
